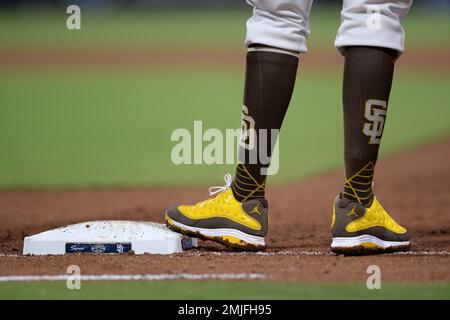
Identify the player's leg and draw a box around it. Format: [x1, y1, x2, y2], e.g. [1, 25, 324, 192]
[231, 0, 314, 202]
[331, 0, 413, 254]
[166, 0, 313, 251]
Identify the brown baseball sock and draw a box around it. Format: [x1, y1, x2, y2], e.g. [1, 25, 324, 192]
[342, 46, 397, 207]
[231, 46, 299, 202]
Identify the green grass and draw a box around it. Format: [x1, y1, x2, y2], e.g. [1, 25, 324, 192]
[1, 7, 448, 300]
[0, 8, 449, 50]
[0, 70, 449, 188]
[0, 281, 449, 299]
[0, 9, 248, 49]
[0, 7, 449, 188]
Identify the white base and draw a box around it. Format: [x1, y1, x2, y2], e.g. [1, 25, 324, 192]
[170, 219, 265, 246]
[331, 235, 410, 249]
[23, 221, 197, 255]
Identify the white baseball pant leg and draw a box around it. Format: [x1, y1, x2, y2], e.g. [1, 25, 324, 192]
[245, 0, 412, 54]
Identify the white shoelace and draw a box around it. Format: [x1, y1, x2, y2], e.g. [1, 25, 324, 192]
[208, 173, 232, 196]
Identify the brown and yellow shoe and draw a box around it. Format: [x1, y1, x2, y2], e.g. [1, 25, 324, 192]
[165, 175, 267, 251]
[331, 194, 410, 255]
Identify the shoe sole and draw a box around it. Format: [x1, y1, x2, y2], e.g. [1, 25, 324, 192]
[165, 214, 266, 252]
[331, 235, 410, 255]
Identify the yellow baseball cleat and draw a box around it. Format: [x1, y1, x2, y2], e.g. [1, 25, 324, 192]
[165, 174, 268, 251]
[331, 194, 410, 255]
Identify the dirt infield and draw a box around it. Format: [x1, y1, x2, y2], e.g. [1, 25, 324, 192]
[0, 139, 449, 282]
[1, 48, 449, 73]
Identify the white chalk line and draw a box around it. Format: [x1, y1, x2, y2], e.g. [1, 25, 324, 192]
[186, 250, 450, 257]
[1, 250, 449, 258]
[392, 250, 450, 256]
[0, 254, 19, 258]
[0, 273, 265, 282]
